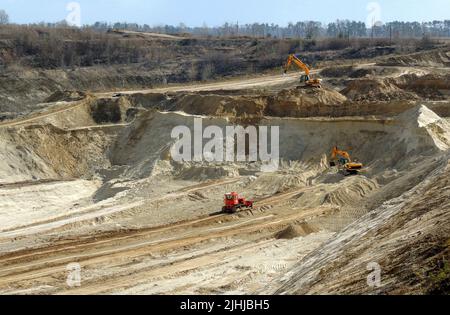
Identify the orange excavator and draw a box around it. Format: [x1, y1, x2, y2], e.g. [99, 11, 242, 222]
[330, 146, 363, 175]
[284, 54, 322, 88]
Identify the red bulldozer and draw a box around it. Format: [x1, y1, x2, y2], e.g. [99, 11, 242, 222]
[222, 192, 254, 214]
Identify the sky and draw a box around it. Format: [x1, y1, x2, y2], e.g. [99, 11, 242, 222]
[1, 0, 449, 27]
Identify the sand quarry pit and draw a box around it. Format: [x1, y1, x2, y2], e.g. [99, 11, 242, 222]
[0, 73, 449, 295]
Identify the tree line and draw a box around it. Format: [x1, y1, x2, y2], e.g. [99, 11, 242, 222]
[91, 20, 450, 39]
[1, 6, 449, 39]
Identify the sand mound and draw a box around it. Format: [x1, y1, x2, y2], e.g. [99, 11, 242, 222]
[175, 94, 267, 117]
[271, 86, 347, 105]
[128, 87, 448, 118]
[321, 66, 355, 78]
[275, 223, 317, 239]
[176, 164, 239, 181]
[321, 177, 380, 207]
[321, 65, 397, 79]
[264, 87, 347, 117]
[128, 87, 348, 119]
[341, 78, 419, 102]
[394, 73, 450, 100]
[379, 49, 450, 67]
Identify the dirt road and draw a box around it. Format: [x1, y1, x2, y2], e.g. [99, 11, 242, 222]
[0, 99, 91, 128]
[95, 72, 302, 97]
[95, 62, 377, 97]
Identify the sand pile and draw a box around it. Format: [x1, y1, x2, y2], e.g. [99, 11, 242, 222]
[177, 87, 346, 117]
[264, 87, 347, 117]
[320, 65, 355, 78]
[133, 87, 445, 118]
[174, 94, 267, 117]
[341, 78, 419, 102]
[275, 223, 317, 240]
[394, 73, 450, 100]
[271, 86, 347, 106]
[129, 87, 348, 119]
[379, 49, 450, 67]
[321, 177, 380, 207]
[321, 65, 397, 79]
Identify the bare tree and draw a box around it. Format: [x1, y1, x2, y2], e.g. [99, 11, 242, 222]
[0, 9, 9, 25]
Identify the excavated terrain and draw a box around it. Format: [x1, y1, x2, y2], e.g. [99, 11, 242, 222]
[0, 51, 449, 295]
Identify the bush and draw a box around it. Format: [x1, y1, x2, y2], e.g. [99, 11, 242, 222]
[0, 25, 154, 68]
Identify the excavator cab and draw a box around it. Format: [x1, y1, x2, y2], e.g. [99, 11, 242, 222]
[223, 193, 238, 213]
[330, 158, 349, 167]
[300, 75, 310, 83]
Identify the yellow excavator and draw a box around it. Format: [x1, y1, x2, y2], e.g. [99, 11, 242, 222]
[284, 54, 322, 88]
[330, 146, 363, 175]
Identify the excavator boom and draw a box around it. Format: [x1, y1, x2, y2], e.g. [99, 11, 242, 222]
[331, 147, 351, 161]
[284, 54, 311, 76]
